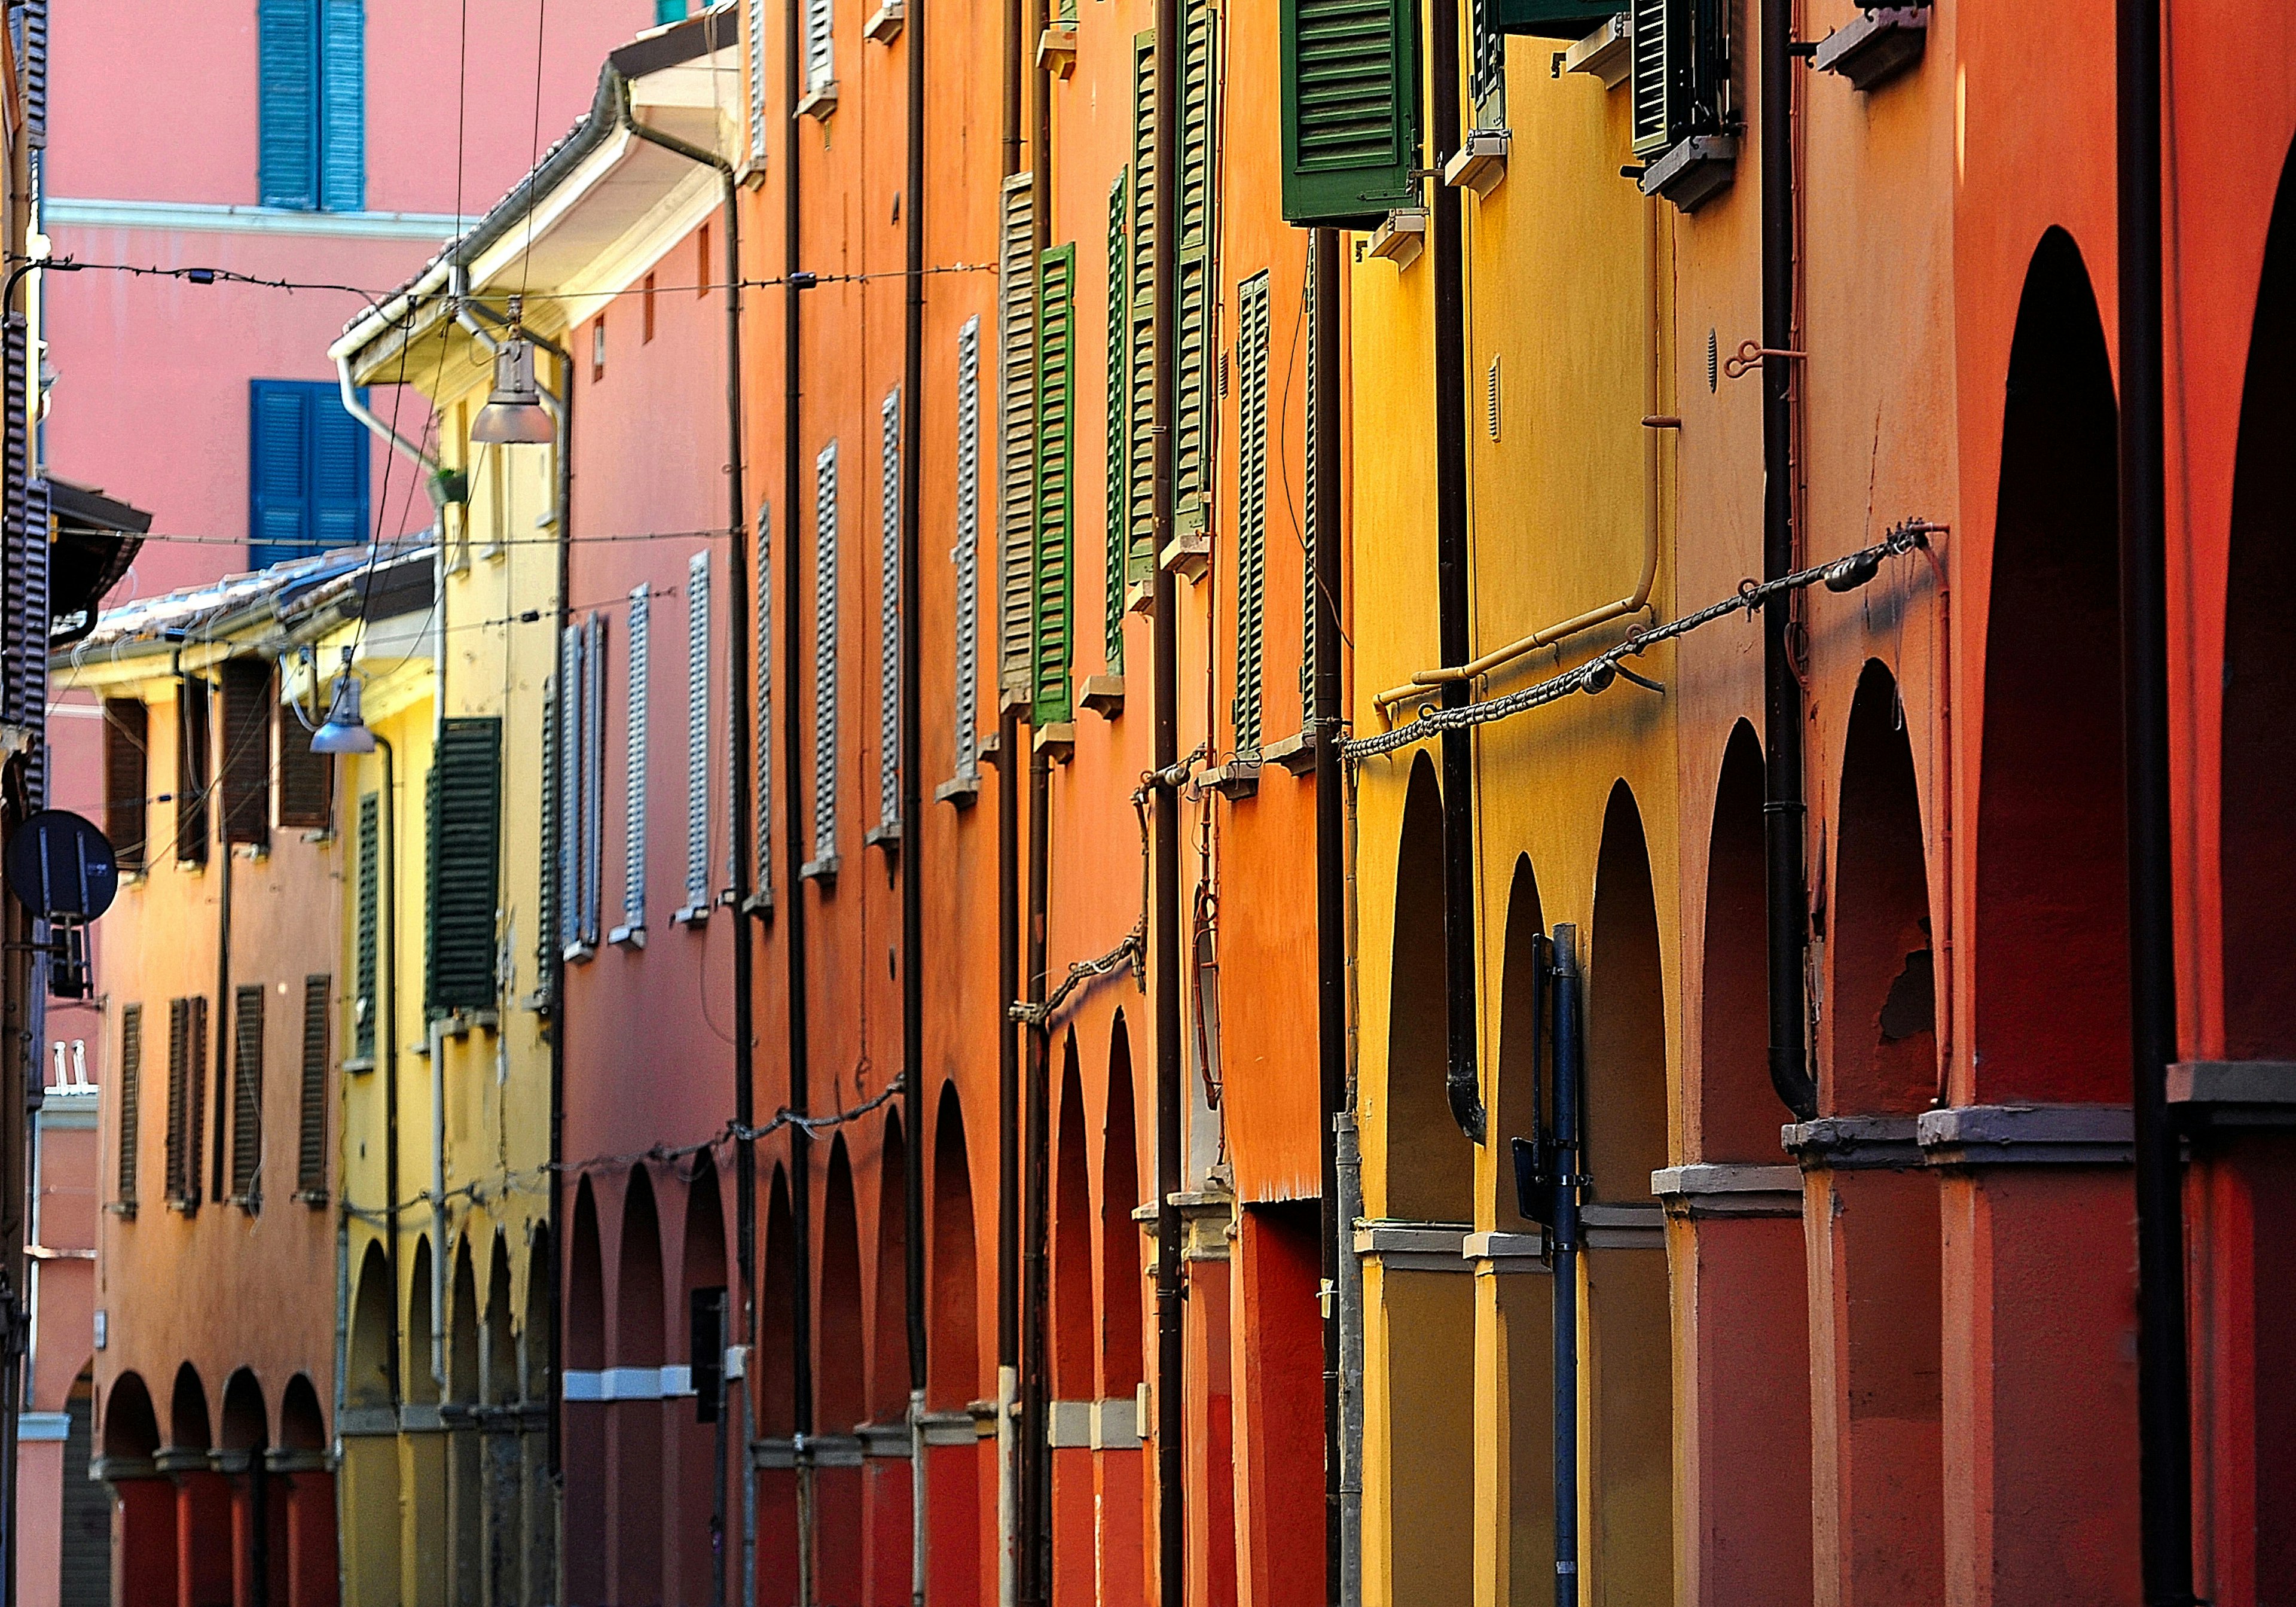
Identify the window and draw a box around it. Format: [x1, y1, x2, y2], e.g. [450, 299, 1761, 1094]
[1105, 173, 1129, 676]
[277, 694, 334, 830]
[1629, 0, 1730, 157]
[229, 983, 265, 1206]
[643, 273, 658, 343]
[746, 0, 768, 160]
[219, 659, 273, 849]
[952, 319, 983, 786]
[296, 975, 329, 1199]
[876, 391, 901, 842]
[805, 442, 841, 880]
[1278, 0, 1420, 225]
[1033, 246, 1076, 727]
[426, 717, 503, 1016]
[258, 0, 364, 211]
[103, 699, 147, 874]
[1233, 271, 1272, 755]
[176, 676, 211, 867]
[355, 794, 378, 1060]
[164, 995, 207, 1210]
[592, 317, 607, 383]
[657, 0, 691, 21]
[683, 553, 715, 918]
[617, 586, 651, 943]
[117, 1004, 143, 1209]
[996, 175, 1037, 712]
[699, 224, 713, 296]
[558, 616, 608, 955]
[249, 380, 371, 571]
[805, 0, 835, 94]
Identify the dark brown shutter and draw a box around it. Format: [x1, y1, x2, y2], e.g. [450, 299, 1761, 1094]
[297, 974, 329, 1197]
[187, 995, 207, 1209]
[277, 700, 333, 830]
[164, 998, 193, 1206]
[229, 983, 265, 1203]
[175, 679, 211, 866]
[103, 700, 148, 873]
[219, 659, 273, 848]
[117, 1004, 142, 1207]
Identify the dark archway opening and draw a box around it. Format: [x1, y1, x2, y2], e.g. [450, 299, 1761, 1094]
[681, 1164, 730, 1607]
[1700, 722, 1778, 1150]
[564, 1183, 608, 1603]
[1386, 753, 1471, 1224]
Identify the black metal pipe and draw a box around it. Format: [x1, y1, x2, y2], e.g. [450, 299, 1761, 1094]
[900, 0, 931, 1514]
[377, 734, 403, 1409]
[2115, 0, 2193, 1598]
[1759, 0, 1816, 1122]
[1549, 926, 1581, 1607]
[546, 335, 572, 1491]
[996, 0, 1025, 1593]
[1309, 222, 1345, 1607]
[781, 0, 819, 1596]
[1149, 0, 1184, 1588]
[210, 690, 234, 1206]
[1430, 0, 1485, 1147]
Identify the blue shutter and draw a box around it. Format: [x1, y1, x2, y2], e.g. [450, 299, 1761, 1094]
[258, 0, 317, 209]
[317, 0, 365, 212]
[657, 0, 691, 20]
[310, 388, 370, 547]
[249, 382, 310, 571]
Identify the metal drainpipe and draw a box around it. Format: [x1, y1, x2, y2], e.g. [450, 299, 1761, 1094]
[1148, 0, 1184, 1590]
[377, 736, 404, 1410]
[615, 81, 763, 1607]
[1550, 925, 1582, 1607]
[1309, 224, 1345, 1607]
[210, 696, 234, 1206]
[2115, 0, 2192, 1597]
[781, 0, 820, 1596]
[1019, 14, 1055, 1605]
[899, 0, 933, 1592]
[1429, 0, 1485, 1146]
[1758, 0, 1816, 1122]
[996, 0, 1027, 1593]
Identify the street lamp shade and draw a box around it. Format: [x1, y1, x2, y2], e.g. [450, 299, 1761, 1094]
[471, 337, 555, 444]
[312, 670, 379, 755]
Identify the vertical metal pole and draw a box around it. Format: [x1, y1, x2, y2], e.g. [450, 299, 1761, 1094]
[1310, 221, 1345, 1607]
[1549, 926, 1581, 1607]
[2116, 0, 2193, 1599]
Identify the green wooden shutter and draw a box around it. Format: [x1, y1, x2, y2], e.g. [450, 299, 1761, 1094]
[1300, 266, 1323, 731]
[1174, 0, 1216, 533]
[1489, 0, 1620, 41]
[118, 1004, 142, 1207]
[1104, 172, 1128, 676]
[1033, 245, 1077, 727]
[997, 175, 1038, 709]
[1279, 0, 1421, 225]
[230, 983, 265, 1204]
[297, 974, 330, 1197]
[355, 792, 378, 1057]
[1126, 38, 1159, 593]
[425, 717, 502, 1016]
[1233, 272, 1272, 755]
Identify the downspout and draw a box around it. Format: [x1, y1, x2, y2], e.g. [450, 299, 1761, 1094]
[996, 0, 1025, 1598]
[613, 81, 762, 1607]
[210, 694, 234, 1205]
[2115, 0, 2193, 1596]
[1428, 0, 1484, 1145]
[1147, 0, 1185, 1597]
[781, 5, 820, 1601]
[1308, 225, 1347, 1607]
[1019, 21, 1055, 1607]
[378, 736, 403, 1410]
[1758, 0, 1816, 1120]
[1549, 926, 1582, 1607]
[899, 0, 933, 1597]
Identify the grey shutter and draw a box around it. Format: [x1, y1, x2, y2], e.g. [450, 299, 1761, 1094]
[1301, 266, 1321, 730]
[229, 983, 264, 1204]
[296, 974, 329, 1197]
[810, 442, 841, 874]
[685, 551, 713, 916]
[538, 668, 560, 998]
[878, 389, 902, 838]
[117, 1004, 142, 1207]
[355, 792, 379, 1059]
[996, 175, 1037, 709]
[1105, 172, 1128, 676]
[426, 716, 503, 1016]
[806, 0, 835, 91]
[954, 318, 983, 780]
[755, 505, 774, 906]
[557, 629, 584, 956]
[622, 586, 651, 936]
[1233, 272, 1271, 755]
[1128, 39, 1159, 593]
[583, 614, 607, 946]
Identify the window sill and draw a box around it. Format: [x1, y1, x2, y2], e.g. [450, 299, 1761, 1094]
[935, 774, 980, 809]
[1366, 209, 1427, 270]
[1562, 14, 1629, 88]
[1442, 130, 1509, 199]
[563, 942, 597, 965]
[340, 1056, 376, 1075]
[864, 0, 905, 40]
[609, 925, 647, 949]
[1636, 135, 1738, 214]
[865, 821, 903, 852]
[1262, 730, 1319, 776]
[1080, 675, 1124, 718]
[797, 83, 840, 121]
[1812, 6, 1928, 93]
[671, 904, 711, 927]
[800, 855, 841, 884]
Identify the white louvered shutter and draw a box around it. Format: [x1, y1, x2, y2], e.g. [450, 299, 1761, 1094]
[685, 552, 713, 917]
[810, 441, 841, 873]
[878, 388, 902, 839]
[621, 586, 650, 936]
[954, 317, 982, 781]
[747, 0, 767, 161]
[755, 502, 774, 907]
[1234, 272, 1271, 755]
[1301, 265, 1321, 731]
[583, 613, 608, 947]
[996, 173, 1036, 710]
[806, 0, 834, 92]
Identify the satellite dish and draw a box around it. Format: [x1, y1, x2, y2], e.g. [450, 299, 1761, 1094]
[4, 809, 120, 922]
